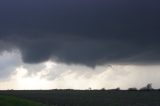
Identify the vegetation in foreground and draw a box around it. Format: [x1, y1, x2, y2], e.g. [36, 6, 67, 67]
[0, 84, 160, 106]
[1, 90, 160, 106]
[0, 95, 45, 106]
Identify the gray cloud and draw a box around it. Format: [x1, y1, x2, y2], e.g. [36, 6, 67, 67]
[0, 0, 160, 66]
[0, 50, 21, 81]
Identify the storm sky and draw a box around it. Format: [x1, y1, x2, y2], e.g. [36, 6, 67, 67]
[0, 0, 160, 89]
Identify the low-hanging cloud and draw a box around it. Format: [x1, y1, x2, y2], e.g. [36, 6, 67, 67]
[0, 50, 22, 80]
[0, 0, 160, 66]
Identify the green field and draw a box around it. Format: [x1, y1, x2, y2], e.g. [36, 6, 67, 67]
[0, 95, 45, 106]
[1, 90, 160, 106]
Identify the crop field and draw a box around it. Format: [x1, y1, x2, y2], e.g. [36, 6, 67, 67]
[0, 90, 160, 106]
[0, 95, 45, 106]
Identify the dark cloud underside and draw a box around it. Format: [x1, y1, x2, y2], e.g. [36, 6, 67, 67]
[0, 0, 160, 66]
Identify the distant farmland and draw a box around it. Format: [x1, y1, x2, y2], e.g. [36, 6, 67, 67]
[0, 90, 160, 106]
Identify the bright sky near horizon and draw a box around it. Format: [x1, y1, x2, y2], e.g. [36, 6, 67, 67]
[0, 50, 160, 90]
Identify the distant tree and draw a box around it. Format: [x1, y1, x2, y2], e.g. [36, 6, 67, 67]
[128, 87, 137, 91]
[116, 87, 121, 90]
[146, 83, 153, 89]
[140, 83, 153, 91]
[101, 88, 106, 90]
[108, 87, 120, 91]
[88, 87, 92, 90]
[115, 87, 120, 91]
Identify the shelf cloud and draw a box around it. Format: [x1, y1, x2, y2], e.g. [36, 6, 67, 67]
[0, 0, 160, 66]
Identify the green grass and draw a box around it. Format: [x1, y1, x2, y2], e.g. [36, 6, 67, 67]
[0, 95, 45, 106]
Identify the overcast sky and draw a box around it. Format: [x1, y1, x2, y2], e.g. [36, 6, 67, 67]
[0, 0, 160, 90]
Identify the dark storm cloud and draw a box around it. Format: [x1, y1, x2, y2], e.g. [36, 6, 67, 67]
[0, 0, 160, 66]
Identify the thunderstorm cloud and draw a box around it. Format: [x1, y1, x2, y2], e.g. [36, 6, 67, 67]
[0, 0, 160, 66]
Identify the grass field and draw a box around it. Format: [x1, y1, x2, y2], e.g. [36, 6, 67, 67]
[0, 95, 45, 106]
[1, 90, 160, 106]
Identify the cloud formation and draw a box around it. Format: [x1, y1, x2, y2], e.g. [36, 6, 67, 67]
[0, 50, 21, 80]
[0, 0, 160, 66]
